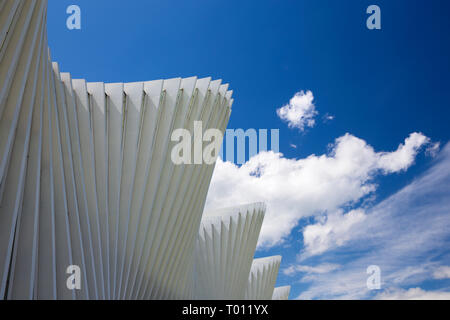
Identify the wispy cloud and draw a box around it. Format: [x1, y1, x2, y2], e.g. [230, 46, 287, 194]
[323, 113, 335, 123]
[283, 263, 340, 276]
[426, 142, 441, 158]
[433, 266, 450, 280]
[295, 143, 450, 299]
[375, 288, 450, 300]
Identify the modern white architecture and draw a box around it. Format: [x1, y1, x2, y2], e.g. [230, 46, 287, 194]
[245, 256, 282, 300]
[272, 286, 291, 300]
[194, 203, 266, 300]
[0, 0, 289, 300]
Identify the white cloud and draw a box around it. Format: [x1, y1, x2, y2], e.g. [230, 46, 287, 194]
[323, 113, 335, 123]
[426, 142, 441, 158]
[206, 132, 431, 248]
[302, 209, 367, 258]
[283, 263, 340, 276]
[433, 266, 450, 279]
[277, 90, 318, 131]
[295, 143, 450, 299]
[375, 288, 450, 300]
[377, 132, 430, 173]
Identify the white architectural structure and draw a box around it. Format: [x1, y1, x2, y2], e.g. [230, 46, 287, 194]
[245, 256, 282, 300]
[0, 0, 289, 300]
[194, 203, 266, 299]
[272, 286, 291, 300]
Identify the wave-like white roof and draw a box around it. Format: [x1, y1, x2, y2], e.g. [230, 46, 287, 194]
[0, 0, 289, 301]
[272, 286, 291, 300]
[0, 0, 233, 300]
[245, 256, 282, 300]
[194, 203, 266, 299]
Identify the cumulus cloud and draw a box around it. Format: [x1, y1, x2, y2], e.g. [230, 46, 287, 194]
[375, 288, 450, 300]
[206, 132, 431, 248]
[277, 91, 318, 131]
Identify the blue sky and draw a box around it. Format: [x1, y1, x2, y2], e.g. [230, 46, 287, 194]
[48, 0, 450, 299]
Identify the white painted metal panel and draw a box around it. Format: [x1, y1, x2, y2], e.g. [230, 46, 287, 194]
[272, 286, 291, 300]
[194, 203, 266, 300]
[245, 256, 282, 300]
[0, 0, 289, 301]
